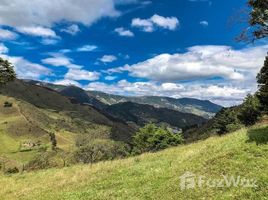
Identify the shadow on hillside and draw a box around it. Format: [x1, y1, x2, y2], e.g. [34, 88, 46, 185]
[247, 126, 268, 145]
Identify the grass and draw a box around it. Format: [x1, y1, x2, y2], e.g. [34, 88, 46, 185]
[0, 95, 112, 167]
[0, 125, 267, 200]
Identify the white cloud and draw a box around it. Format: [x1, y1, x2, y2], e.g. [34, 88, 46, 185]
[61, 24, 80, 35]
[41, 38, 59, 45]
[150, 15, 179, 30]
[0, 0, 119, 28]
[53, 79, 81, 87]
[77, 45, 98, 52]
[200, 21, 208, 27]
[0, 43, 8, 54]
[0, 29, 18, 40]
[0, 46, 51, 79]
[65, 69, 100, 81]
[85, 80, 250, 106]
[131, 18, 154, 32]
[105, 76, 117, 81]
[99, 55, 117, 63]
[132, 14, 179, 32]
[115, 27, 134, 37]
[42, 55, 82, 69]
[107, 45, 268, 82]
[16, 26, 59, 38]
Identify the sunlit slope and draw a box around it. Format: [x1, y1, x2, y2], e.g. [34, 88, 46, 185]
[0, 125, 267, 200]
[0, 95, 110, 165]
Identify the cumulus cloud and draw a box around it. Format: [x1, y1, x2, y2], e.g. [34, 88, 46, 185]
[105, 76, 117, 81]
[65, 69, 100, 81]
[0, 45, 51, 79]
[16, 26, 59, 38]
[77, 45, 98, 52]
[42, 54, 82, 69]
[107, 45, 268, 82]
[0, 29, 18, 40]
[132, 14, 179, 32]
[53, 79, 81, 87]
[0, 0, 119, 28]
[61, 24, 80, 35]
[115, 27, 134, 37]
[99, 55, 117, 63]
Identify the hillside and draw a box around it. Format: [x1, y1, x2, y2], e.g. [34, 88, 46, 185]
[89, 91, 222, 119]
[105, 102, 207, 130]
[0, 80, 136, 143]
[0, 125, 267, 200]
[24, 81, 222, 119]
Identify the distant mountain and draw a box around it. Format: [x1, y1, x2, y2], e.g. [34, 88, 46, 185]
[89, 91, 222, 119]
[104, 102, 207, 130]
[24, 80, 222, 119]
[60, 86, 106, 110]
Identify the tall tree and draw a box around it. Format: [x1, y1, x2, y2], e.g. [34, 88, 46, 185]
[243, 0, 268, 41]
[257, 55, 268, 112]
[0, 57, 16, 85]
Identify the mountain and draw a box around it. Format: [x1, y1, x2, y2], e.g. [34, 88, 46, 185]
[0, 80, 136, 143]
[23, 80, 222, 119]
[1, 125, 267, 199]
[59, 86, 106, 110]
[104, 102, 207, 130]
[89, 91, 222, 119]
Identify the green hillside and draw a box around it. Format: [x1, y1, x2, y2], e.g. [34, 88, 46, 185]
[0, 125, 267, 200]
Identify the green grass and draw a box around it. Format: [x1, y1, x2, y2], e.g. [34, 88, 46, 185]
[0, 125, 267, 200]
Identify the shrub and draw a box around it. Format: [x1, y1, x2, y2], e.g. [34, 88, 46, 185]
[239, 94, 261, 126]
[133, 124, 184, 154]
[74, 139, 130, 164]
[3, 101, 12, 107]
[213, 108, 242, 135]
[248, 126, 268, 145]
[4, 167, 19, 174]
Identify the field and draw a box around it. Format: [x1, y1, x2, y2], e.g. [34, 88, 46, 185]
[0, 125, 267, 200]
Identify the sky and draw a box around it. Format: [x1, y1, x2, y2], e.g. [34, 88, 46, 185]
[0, 0, 267, 106]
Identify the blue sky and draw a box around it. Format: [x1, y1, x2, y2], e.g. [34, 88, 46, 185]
[0, 0, 267, 106]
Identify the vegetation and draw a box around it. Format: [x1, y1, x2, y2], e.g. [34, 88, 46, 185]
[133, 124, 184, 154]
[239, 0, 268, 41]
[239, 94, 261, 125]
[257, 55, 268, 113]
[0, 57, 16, 85]
[0, 125, 267, 199]
[49, 133, 57, 151]
[247, 126, 268, 145]
[74, 139, 129, 164]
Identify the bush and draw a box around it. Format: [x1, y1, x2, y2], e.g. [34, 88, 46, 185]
[248, 126, 268, 145]
[3, 101, 12, 107]
[213, 108, 242, 135]
[239, 94, 261, 126]
[4, 167, 19, 174]
[74, 139, 130, 164]
[132, 124, 184, 154]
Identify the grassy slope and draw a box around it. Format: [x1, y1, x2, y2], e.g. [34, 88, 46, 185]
[0, 125, 267, 200]
[0, 95, 110, 166]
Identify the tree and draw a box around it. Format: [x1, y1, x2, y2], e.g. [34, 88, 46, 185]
[257, 55, 268, 112]
[0, 57, 16, 85]
[239, 94, 261, 125]
[133, 124, 184, 154]
[213, 108, 242, 135]
[240, 0, 268, 41]
[49, 132, 57, 150]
